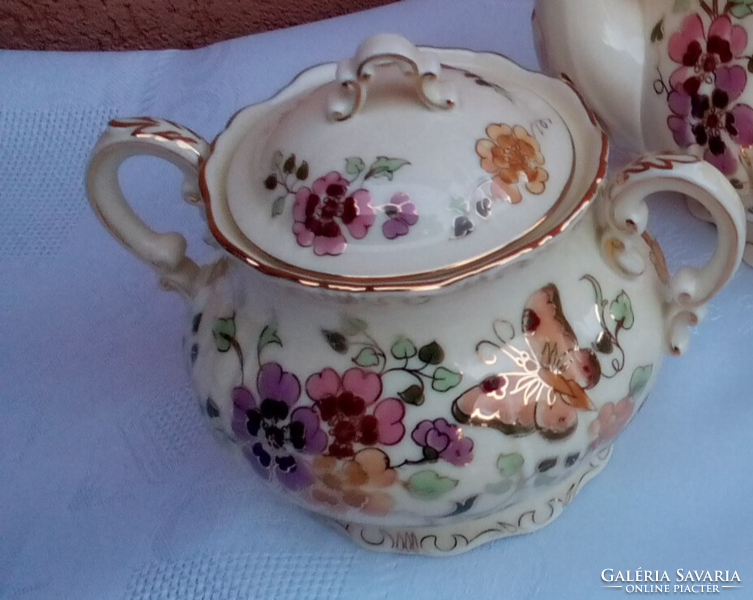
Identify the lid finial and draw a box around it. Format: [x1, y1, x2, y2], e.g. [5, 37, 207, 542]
[328, 33, 458, 122]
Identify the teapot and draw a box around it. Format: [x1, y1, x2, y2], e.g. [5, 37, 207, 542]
[86, 34, 746, 555]
[533, 0, 753, 265]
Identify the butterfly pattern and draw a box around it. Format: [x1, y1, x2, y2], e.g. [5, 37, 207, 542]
[452, 284, 601, 440]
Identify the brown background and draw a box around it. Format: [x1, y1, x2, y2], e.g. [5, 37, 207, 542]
[0, 0, 398, 50]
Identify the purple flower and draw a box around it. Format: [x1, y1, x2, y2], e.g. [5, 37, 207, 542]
[667, 66, 753, 175]
[411, 418, 474, 466]
[232, 362, 327, 491]
[381, 192, 418, 240]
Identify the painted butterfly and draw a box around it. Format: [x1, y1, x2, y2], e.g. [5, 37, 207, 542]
[452, 284, 601, 440]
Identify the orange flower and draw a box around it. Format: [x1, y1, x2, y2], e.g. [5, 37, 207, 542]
[310, 448, 397, 516]
[476, 124, 549, 203]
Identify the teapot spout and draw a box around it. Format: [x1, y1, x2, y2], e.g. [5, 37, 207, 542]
[533, 0, 647, 154]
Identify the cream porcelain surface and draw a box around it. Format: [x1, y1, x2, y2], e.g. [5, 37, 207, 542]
[86, 34, 746, 554]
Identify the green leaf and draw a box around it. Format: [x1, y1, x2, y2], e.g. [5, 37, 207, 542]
[258, 325, 282, 355]
[365, 156, 410, 181]
[390, 336, 417, 360]
[354, 347, 380, 368]
[496, 452, 524, 477]
[398, 384, 424, 406]
[322, 330, 349, 354]
[271, 196, 286, 218]
[296, 161, 309, 180]
[212, 317, 236, 353]
[485, 480, 513, 495]
[404, 470, 458, 501]
[449, 197, 467, 213]
[418, 341, 444, 365]
[271, 150, 284, 169]
[629, 364, 654, 398]
[340, 314, 368, 336]
[610, 291, 635, 329]
[345, 156, 366, 176]
[283, 153, 296, 174]
[432, 367, 462, 392]
[650, 19, 664, 43]
[730, 0, 753, 18]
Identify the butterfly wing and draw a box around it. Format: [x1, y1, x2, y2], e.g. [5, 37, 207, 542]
[453, 284, 599, 440]
[523, 284, 601, 392]
[452, 373, 541, 437]
[533, 386, 579, 440]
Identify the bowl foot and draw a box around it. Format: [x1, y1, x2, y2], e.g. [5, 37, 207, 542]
[325, 445, 613, 556]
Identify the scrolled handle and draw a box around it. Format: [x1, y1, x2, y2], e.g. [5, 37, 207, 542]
[328, 33, 457, 121]
[602, 153, 746, 355]
[86, 117, 210, 299]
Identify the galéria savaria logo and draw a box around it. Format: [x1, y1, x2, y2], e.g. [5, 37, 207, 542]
[601, 570, 742, 594]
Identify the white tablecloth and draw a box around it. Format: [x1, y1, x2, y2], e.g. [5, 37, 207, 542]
[1, 0, 752, 598]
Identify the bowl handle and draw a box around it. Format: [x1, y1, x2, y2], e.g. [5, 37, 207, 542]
[86, 117, 210, 300]
[328, 33, 457, 121]
[601, 153, 746, 355]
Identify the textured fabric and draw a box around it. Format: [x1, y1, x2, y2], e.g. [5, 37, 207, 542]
[1, 1, 752, 599]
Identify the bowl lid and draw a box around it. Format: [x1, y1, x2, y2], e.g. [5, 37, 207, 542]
[203, 35, 607, 292]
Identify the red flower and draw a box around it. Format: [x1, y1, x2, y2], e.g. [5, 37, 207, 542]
[306, 367, 405, 458]
[292, 172, 375, 256]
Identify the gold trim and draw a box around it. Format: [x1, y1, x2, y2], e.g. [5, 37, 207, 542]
[200, 50, 609, 294]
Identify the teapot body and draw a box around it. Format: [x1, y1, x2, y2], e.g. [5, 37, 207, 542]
[534, 0, 753, 262]
[532, 0, 647, 154]
[185, 209, 667, 554]
[640, 1, 753, 203]
[86, 34, 747, 555]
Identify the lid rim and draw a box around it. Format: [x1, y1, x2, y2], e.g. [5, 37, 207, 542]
[200, 47, 609, 294]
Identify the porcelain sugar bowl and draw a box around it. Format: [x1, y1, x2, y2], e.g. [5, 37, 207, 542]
[86, 34, 746, 555]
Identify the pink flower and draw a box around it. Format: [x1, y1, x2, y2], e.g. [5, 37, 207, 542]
[668, 14, 748, 95]
[411, 418, 474, 466]
[667, 66, 753, 175]
[292, 172, 375, 256]
[382, 192, 418, 240]
[588, 397, 634, 450]
[306, 367, 405, 458]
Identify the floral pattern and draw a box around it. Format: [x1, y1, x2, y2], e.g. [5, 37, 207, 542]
[203, 281, 647, 519]
[588, 364, 653, 450]
[231, 363, 327, 490]
[310, 449, 397, 516]
[292, 172, 375, 256]
[657, 4, 753, 177]
[265, 153, 416, 256]
[382, 193, 419, 240]
[476, 123, 549, 204]
[588, 398, 634, 450]
[306, 367, 405, 458]
[668, 14, 747, 95]
[207, 316, 469, 517]
[411, 419, 474, 466]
